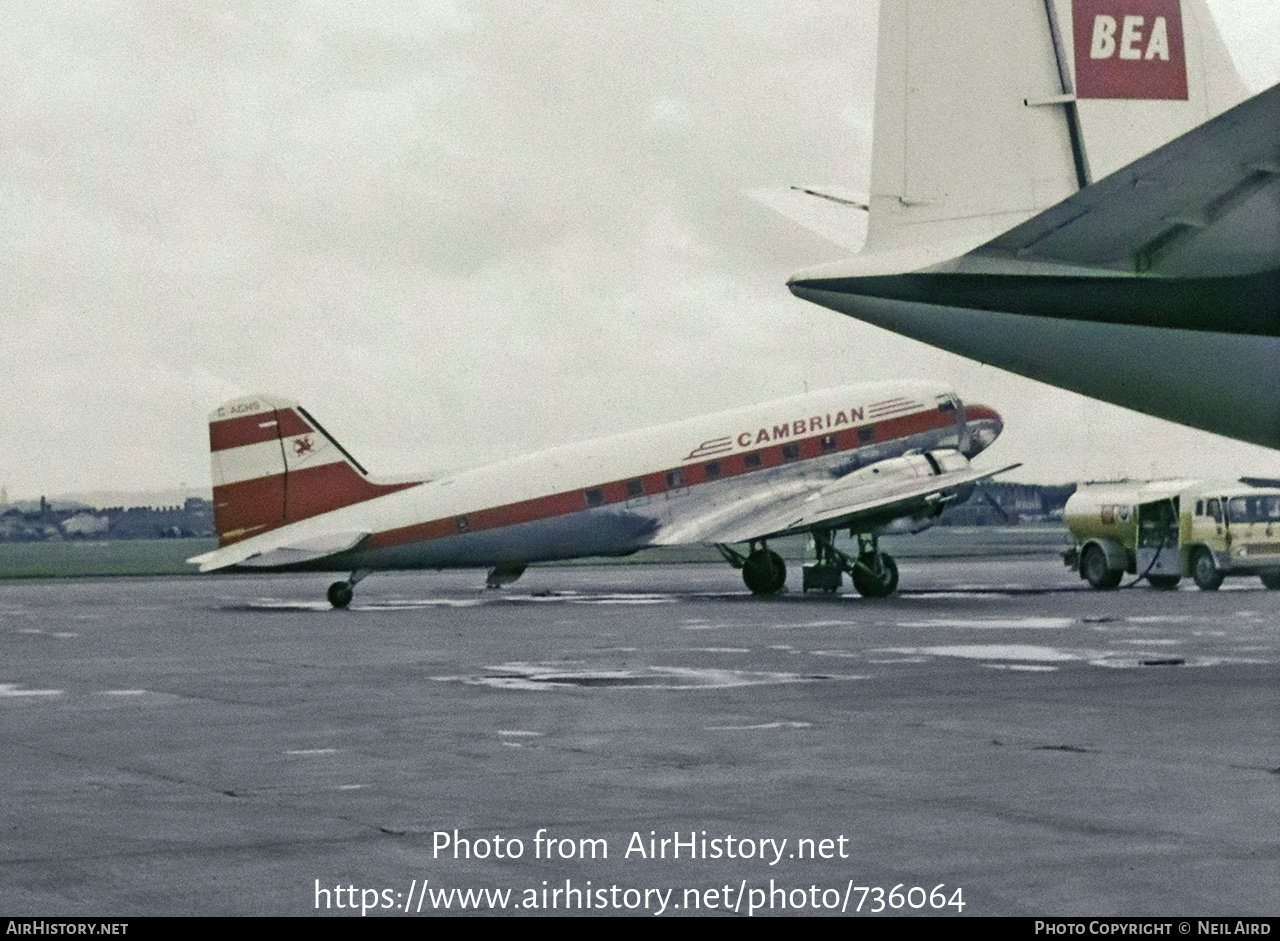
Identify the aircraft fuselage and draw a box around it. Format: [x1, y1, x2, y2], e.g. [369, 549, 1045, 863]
[209, 381, 999, 574]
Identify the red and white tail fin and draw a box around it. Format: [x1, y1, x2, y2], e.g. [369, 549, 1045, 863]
[208, 396, 418, 546]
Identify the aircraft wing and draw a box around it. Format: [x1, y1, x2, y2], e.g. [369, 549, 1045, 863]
[653, 450, 1019, 547]
[968, 80, 1280, 280]
[789, 83, 1280, 450]
[187, 530, 370, 573]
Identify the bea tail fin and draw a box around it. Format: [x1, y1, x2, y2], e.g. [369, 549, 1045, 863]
[862, 0, 1248, 259]
[208, 396, 418, 546]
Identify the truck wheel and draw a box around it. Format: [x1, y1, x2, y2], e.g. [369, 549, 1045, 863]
[1147, 574, 1181, 590]
[1082, 544, 1121, 590]
[1191, 548, 1223, 591]
[1260, 571, 1280, 590]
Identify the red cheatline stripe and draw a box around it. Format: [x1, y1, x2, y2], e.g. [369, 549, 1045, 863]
[285, 463, 418, 525]
[367, 407, 955, 552]
[210, 408, 314, 452]
[213, 475, 286, 545]
[213, 465, 420, 545]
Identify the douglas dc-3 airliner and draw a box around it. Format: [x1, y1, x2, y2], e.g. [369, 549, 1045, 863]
[189, 383, 1013, 606]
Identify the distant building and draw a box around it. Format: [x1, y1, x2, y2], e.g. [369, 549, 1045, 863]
[0, 493, 214, 541]
[939, 482, 1076, 526]
[62, 513, 110, 538]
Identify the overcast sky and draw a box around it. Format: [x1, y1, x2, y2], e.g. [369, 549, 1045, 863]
[2, 0, 1278, 501]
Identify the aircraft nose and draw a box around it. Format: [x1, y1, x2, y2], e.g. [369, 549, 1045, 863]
[963, 404, 1003, 457]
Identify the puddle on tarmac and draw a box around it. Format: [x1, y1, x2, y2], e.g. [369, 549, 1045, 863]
[0, 683, 63, 697]
[436, 662, 866, 691]
[894, 618, 1077, 630]
[509, 592, 678, 606]
[879, 644, 1080, 663]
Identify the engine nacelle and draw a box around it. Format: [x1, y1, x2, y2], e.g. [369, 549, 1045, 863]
[830, 449, 969, 496]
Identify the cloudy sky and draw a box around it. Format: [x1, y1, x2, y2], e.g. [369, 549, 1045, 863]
[2, 0, 1278, 501]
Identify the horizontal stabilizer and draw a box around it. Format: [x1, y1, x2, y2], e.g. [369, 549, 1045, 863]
[748, 185, 870, 251]
[187, 531, 370, 573]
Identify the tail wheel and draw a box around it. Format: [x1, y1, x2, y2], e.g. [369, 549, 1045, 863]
[1147, 574, 1181, 590]
[1082, 544, 1121, 590]
[327, 581, 354, 609]
[852, 552, 898, 598]
[1261, 571, 1280, 590]
[1191, 548, 1223, 591]
[742, 550, 786, 595]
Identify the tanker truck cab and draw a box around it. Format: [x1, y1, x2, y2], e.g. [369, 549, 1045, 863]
[1065, 480, 1280, 591]
[1188, 487, 1280, 590]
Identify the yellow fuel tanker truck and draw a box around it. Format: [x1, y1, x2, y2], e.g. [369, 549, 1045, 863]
[1063, 478, 1280, 590]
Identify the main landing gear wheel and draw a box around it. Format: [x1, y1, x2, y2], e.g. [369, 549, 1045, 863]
[1191, 548, 1223, 591]
[1147, 574, 1181, 590]
[327, 581, 354, 609]
[852, 551, 898, 598]
[742, 549, 786, 596]
[1081, 544, 1121, 590]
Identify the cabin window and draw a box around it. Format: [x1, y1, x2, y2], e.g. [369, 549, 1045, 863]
[455, 515, 470, 533]
[625, 479, 645, 498]
[1207, 499, 1222, 523]
[584, 487, 604, 508]
[781, 443, 800, 461]
[858, 426, 875, 444]
[821, 434, 837, 453]
[1195, 500, 1204, 516]
[744, 452, 762, 469]
[666, 469, 684, 489]
[705, 461, 722, 480]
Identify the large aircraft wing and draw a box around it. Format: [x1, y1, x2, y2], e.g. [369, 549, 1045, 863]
[966, 82, 1280, 280]
[653, 450, 1019, 546]
[785, 0, 1280, 450]
[789, 81, 1280, 450]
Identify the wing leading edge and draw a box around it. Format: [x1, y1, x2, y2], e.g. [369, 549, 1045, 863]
[654, 450, 1020, 546]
